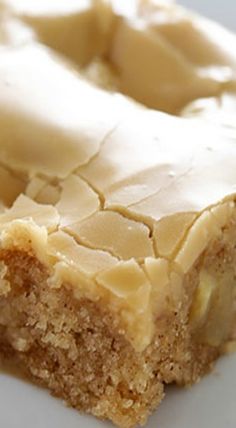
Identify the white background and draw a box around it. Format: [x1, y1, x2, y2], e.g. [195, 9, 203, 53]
[181, 0, 236, 30]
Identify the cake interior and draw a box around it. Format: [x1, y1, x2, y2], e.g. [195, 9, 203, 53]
[0, 217, 235, 428]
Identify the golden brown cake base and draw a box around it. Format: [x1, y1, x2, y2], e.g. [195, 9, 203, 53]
[0, 220, 235, 428]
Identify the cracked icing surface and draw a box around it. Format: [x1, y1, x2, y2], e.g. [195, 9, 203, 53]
[67, 210, 155, 260]
[0, 0, 236, 350]
[0, 44, 137, 179]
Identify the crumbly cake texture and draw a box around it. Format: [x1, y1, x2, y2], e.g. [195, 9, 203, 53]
[0, 0, 236, 427]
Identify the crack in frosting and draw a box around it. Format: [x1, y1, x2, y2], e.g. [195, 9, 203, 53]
[0, 0, 236, 350]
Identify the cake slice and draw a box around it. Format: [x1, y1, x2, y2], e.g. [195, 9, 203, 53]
[2, 0, 236, 111]
[0, 1, 236, 428]
[0, 0, 113, 65]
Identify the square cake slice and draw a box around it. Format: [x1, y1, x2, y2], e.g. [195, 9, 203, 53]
[0, 1, 236, 427]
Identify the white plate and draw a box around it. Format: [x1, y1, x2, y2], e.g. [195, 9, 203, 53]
[1, 1, 236, 428]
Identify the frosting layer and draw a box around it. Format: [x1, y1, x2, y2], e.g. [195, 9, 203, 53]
[0, 0, 236, 350]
